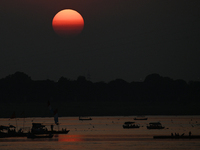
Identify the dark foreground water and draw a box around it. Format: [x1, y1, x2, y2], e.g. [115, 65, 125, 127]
[0, 116, 200, 150]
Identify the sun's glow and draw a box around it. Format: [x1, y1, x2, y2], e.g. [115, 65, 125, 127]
[52, 9, 84, 37]
[58, 135, 85, 142]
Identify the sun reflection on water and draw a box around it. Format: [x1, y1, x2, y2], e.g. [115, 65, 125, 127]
[57, 135, 85, 142]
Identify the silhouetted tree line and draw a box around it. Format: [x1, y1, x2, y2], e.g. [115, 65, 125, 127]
[0, 72, 199, 104]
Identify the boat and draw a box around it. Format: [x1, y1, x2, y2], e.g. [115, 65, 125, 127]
[123, 121, 140, 129]
[27, 133, 53, 139]
[31, 123, 48, 134]
[79, 116, 92, 121]
[134, 116, 148, 120]
[0, 110, 30, 138]
[31, 123, 70, 134]
[153, 135, 200, 139]
[0, 125, 27, 138]
[147, 122, 165, 129]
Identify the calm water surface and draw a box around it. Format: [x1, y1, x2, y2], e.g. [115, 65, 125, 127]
[0, 116, 200, 150]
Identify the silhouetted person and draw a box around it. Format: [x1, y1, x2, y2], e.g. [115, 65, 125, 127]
[51, 125, 54, 131]
[189, 131, 191, 136]
[171, 133, 173, 136]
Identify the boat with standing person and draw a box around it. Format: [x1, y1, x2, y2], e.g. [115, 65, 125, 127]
[31, 123, 69, 134]
[153, 131, 200, 139]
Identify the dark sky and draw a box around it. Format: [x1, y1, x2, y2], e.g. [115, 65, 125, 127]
[0, 0, 200, 82]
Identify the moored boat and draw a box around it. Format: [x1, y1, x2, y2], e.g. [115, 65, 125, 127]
[0, 125, 27, 138]
[123, 121, 140, 129]
[147, 122, 165, 129]
[31, 123, 70, 135]
[134, 116, 148, 120]
[79, 116, 92, 121]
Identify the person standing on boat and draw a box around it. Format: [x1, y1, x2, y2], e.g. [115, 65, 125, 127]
[51, 125, 54, 131]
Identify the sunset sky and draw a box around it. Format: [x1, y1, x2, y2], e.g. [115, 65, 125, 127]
[0, 0, 200, 82]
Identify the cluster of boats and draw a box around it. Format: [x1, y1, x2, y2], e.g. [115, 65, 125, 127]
[0, 115, 93, 138]
[123, 116, 165, 129]
[123, 118, 200, 139]
[0, 123, 70, 139]
[123, 121, 165, 129]
[2, 115, 200, 139]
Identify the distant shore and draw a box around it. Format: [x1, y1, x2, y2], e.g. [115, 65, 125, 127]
[1, 72, 200, 118]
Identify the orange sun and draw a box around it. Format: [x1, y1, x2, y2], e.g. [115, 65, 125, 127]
[52, 9, 84, 37]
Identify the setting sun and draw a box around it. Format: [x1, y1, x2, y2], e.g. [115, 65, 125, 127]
[52, 9, 84, 37]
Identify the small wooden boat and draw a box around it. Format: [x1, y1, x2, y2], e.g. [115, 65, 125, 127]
[123, 121, 140, 129]
[31, 123, 70, 134]
[147, 122, 165, 129]
[0, 125, 27, 138]
[79, 116, 92, 121]
[134, 116, 148, 120]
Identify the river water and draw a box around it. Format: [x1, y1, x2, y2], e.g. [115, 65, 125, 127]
[0, 116, 200, 150]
